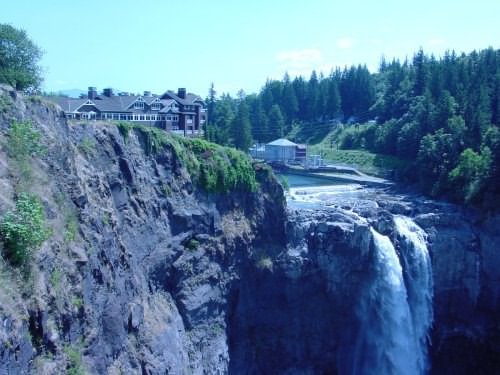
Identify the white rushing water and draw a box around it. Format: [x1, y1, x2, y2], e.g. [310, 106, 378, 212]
[352, 219, 433, 375]
[353, 228, 418, 375]
[288, 184, 364, 204]
[393, 215, 433, 374]
[285, 180, 433, 374]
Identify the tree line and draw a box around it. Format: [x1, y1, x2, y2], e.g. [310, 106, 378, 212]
[205, 64, 374, 147]
[206, 47, 500, 207]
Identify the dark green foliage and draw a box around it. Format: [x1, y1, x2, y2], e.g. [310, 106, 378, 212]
[0, 193, 50, 265]
[231, 99, 253, 150]
[6, 120, 44, 184]
[63, 345, 84, 375]
[0, 24, 43, 92]
[186, 139, 257, 193]
[119, 124, 257, 193]
[206, 47, 500, 208]
[333, 48, 500, 208]
[0, 92, 12, 113]
[117, 121, 132, 141]
[184, 238, 200, 251]
[268, 105, 285, 140]
[206, 93, 234, 145]
[6, 120, 43, 161]
[449, 148, 491, 203]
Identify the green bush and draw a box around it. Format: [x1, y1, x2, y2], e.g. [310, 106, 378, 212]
[184, 238, 200, 251]
[6, 120, 43, 160]
[449, 147, 492, 203]
[78, 137, 95, 156]
[117, 121, 132, 142]
[6, 120, 44, 185]
[64, 211, 78, 243]
[63, 345, 85, 375]
[0, 193, 50, 265]
[184, 139, 257, 193]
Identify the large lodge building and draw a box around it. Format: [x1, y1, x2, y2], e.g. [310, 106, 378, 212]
[52, 87, 206, 136]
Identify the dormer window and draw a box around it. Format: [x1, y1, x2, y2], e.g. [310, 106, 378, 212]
[151, 102, 161, 110]
[134, 98, 144, 109]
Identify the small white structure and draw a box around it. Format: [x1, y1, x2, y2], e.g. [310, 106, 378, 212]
[306, 154, 325, 169]
[265, 138, 297, 163]
[249, 144, 266, 159]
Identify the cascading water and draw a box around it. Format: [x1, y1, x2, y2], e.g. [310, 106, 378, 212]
[352, 228, 418, 375]
[351, 217, 433, 375]
[394, 215, 433, 374]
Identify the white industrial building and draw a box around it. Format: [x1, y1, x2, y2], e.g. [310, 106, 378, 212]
[264, 138, 298, 163]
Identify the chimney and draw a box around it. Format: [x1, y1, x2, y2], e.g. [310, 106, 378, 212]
[103, 88, 114, 97]
[143, 90, 151, 97]
[177, 88, 186, 99]
[88, 87, 97, 100]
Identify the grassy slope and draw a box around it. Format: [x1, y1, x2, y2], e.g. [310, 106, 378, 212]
[289, 123, 410, 177]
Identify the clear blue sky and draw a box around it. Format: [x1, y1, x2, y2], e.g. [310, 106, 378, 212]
[1, 0, 499, 97]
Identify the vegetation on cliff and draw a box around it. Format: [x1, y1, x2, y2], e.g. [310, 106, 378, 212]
[118, 122, 257, 193]
[0, 120, 49, 267]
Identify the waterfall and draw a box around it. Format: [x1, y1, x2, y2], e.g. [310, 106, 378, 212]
[351, 217, 433, 375]
[394, 215, 433, 374]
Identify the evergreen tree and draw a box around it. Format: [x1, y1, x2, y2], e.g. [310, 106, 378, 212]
[231, 97, 252, 150]
[325, 75, 341, 119]
[212, 94, 235, 145]
[281, 72, 298, 123]
[261, 80, 274, 112]
[306, 70, 320, 121]
[268, 104, 285, 140]
[413, 48, 429, 96]
[292, 76, 308, 121]
[207, 82, 217, 124]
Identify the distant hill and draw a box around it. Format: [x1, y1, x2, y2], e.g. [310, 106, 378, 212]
[56, 89, 86, 98]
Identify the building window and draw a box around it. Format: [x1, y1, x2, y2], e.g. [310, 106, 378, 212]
[134, 101, 144, 109]
[151, 103, 161, 110]
[140, 115, 145, 121]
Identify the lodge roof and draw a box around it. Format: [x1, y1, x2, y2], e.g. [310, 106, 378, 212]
[50, 88, 203, 114]
[267, 138, 298, 147]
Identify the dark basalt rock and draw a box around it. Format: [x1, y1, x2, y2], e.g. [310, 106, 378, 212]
[0, 86, 498, 374]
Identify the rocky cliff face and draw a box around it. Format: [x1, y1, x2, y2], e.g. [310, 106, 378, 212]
[0, 86, 287, 374]
[0, 87, 499, 374]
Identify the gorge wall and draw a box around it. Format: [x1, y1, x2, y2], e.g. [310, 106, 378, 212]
[0, 86, 499, 374]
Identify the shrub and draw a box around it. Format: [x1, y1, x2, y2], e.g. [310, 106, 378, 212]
[117, 121, 132, 142]
[64, 211, 78, 243]
[184, 238, 200, 251]
[78, 137, 95, 156]
[0, 193, 50, 265]
[277, 174, 289, 191]
[6, 120, 44, 185]
[6, 120, 43, 160]
[63, 345, 85, 375]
